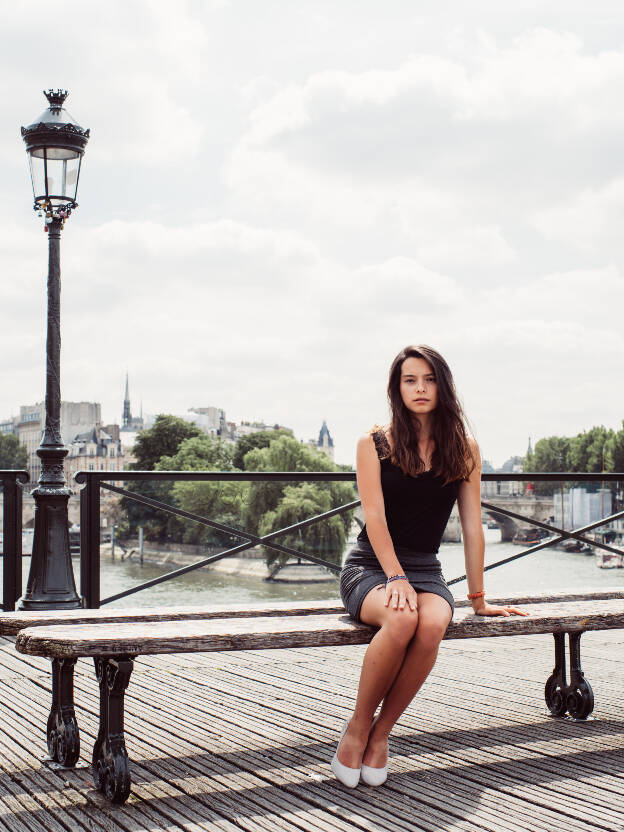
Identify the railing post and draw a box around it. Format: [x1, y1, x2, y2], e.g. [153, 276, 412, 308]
[2, 475, 23, 612]
[80, 476, 100, 608]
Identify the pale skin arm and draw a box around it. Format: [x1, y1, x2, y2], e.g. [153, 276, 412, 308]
[457, 439, 529, 617]
[356, 434, 417, 612]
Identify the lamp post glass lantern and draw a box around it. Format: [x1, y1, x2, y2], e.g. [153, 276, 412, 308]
[18, 90, 90, 610]
[22, 89, 89, 221]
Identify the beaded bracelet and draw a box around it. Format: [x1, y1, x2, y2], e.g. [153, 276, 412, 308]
[386, 575, 408, 584]
[467, 590, 485, 600]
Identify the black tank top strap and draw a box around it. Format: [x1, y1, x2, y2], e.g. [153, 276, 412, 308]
[371, 428, 391, 461]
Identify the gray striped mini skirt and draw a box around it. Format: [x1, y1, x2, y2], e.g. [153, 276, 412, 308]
[340, 540, 454, 623]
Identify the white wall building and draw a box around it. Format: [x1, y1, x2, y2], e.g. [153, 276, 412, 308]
[17, 401, 101, 483]
[553, 487, 613, 531]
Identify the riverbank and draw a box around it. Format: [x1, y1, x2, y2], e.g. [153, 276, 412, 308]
[102, 542, 271, 577]
[100, 540, 337, 584]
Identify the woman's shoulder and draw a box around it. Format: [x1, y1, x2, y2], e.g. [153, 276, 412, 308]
[359, 424, 391, 460]
[465, 435, 481, 471]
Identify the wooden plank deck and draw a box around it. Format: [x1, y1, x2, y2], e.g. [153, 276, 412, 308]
[1, 629, 624, 831]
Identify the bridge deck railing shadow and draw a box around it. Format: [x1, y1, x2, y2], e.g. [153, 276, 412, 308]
[1, 470, 623, 609]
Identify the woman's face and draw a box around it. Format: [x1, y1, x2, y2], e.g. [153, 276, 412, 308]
[399, 356, 438, 416]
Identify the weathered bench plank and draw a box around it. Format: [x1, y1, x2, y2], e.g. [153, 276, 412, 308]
[3, 588, 624, 635]
[15, 599, 624, 658]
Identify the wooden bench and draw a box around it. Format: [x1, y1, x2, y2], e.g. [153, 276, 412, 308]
[5, 590, 624, 805]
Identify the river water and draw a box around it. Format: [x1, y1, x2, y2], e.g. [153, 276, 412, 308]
[86, 526, 624, 608]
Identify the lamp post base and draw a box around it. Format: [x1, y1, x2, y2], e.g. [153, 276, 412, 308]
[18, 489, 82, 611]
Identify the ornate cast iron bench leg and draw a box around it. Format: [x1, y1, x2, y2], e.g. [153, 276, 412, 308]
[92, 656, 134, 804]
[47, 658, 80, 766]
[567, 632, 594, 719]
[545, 632, 594, 720]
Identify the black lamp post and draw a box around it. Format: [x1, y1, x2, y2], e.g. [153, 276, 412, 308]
[18, 90, 90, 610]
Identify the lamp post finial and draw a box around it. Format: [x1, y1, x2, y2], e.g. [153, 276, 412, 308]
[44, 89, 69, 111]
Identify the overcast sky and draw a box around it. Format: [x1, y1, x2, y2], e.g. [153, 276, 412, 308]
[2, 1, 624, 467]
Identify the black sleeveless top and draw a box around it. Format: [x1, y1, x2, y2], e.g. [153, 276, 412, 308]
[357, 429, 461, 554]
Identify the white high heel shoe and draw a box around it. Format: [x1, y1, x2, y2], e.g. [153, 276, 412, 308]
[331, 721, 361, 788]
[360, 760, 388, 787]
[360, 718, 388, 786]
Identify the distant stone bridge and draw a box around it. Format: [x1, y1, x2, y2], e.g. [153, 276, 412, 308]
[443, 497, 555, 543]
[481, 497, 555, 541]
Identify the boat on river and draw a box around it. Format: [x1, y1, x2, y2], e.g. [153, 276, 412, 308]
[557, 539, 593, 555]
[512, 528, 552, 546]
[596, 551, 624, 569]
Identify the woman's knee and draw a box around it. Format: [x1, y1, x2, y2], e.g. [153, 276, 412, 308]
[415, 612, 451, 650]
[381, 608, 419, 646]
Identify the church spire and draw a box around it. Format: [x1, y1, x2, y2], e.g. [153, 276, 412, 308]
[123, 372, 132, 428]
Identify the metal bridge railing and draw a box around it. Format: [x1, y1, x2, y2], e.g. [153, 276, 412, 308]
[2, 469, 624, 609]
[0, 471, 28, 611]
[75, 470, 359, 608]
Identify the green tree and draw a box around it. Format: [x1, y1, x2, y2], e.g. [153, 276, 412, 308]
[525, 427, 618, 498]
[612, 422, 624, 473]
[524, 435, 571, 495]
[121, 415, 203, 541]
[232, 428, 293, 470]
[158, 435, 248, 546]
[259, 483, 350, 569]
[131, 415, 202, 470]
[243, 435, 356, 568]
[568, 426, 614, 475]
[0, 435, 28, 469]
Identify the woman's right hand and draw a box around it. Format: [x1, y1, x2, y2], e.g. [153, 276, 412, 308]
[384, 578, 417, 612]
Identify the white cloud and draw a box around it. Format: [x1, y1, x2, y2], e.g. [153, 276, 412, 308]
[3, 7, 624, 467]
[532, 179, 624, 256]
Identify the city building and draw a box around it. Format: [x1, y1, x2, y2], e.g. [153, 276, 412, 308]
[481, 458, 498, 497]
[187, 407, 228, 437]
[235, 420, 292, 440]
[65, 425, 129, 486]
[0, 417, 18, 436]
[554, 487, 613, 532]
[308, 420, 335, 460]
[17, 401, 101, 483]
[498, 455, 525, 496]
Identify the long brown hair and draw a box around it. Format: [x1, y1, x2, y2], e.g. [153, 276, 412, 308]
[386, 345, 476, 482]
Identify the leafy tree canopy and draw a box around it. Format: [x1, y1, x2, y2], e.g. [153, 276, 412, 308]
[242, 435, 356, 567]
[121, 415, 203, 541]
[0, 434, 28, 470]
[130, 415, 202, 470]
[232, 429, 293, 470]
[525, 424, 622, 495]
[163, 434, 247, 546]
[612, 421, 624, 472]
[568, 426, 614, 473]
[243, 434, 336, 474]
[156, 434, 235, 472]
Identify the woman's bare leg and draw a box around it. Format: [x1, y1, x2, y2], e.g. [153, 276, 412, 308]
[362, 592, 452, 768]
[336, 585, 419, 767]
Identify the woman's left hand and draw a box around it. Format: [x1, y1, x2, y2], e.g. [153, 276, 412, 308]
[472, 602, 529, 617]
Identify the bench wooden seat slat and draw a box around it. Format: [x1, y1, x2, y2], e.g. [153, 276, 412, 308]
[3, 588, 624, 636]
[15, 599, 624, 659]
